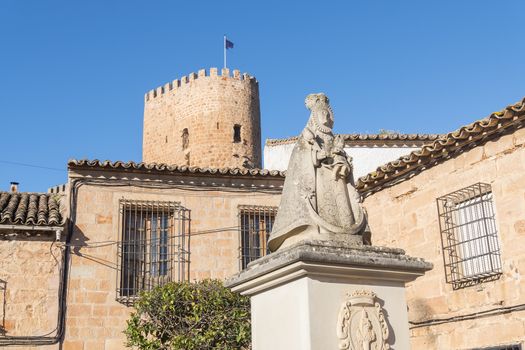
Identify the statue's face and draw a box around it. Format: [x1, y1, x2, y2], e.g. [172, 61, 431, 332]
[316, 107, 334, 129]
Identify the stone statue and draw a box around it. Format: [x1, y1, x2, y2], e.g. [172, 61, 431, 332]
[268, 93, 368, 251]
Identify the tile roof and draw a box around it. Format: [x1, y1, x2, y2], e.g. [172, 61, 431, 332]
[0, 192, 63, 226]
[266, 133, 442, 146]
[68, 159, 286, 178]
[356, 97, 525, 196]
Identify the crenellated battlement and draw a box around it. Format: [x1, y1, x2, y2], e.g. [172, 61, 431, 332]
[144, 68, 258, 101]
[143, 66, 261, 168]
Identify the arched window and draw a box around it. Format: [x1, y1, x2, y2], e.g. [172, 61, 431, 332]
[182, 128, 189, 150]
[233, 124, 241, 143]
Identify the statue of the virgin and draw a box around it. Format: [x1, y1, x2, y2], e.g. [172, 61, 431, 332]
[268, 93, 369, 251]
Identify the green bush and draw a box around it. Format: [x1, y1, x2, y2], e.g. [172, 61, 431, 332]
[124, 279, 251, 350]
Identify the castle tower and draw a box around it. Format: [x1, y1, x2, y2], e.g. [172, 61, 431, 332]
[142, 68, 262, 168]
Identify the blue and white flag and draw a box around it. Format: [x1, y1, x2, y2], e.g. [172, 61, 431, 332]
[225, 38, 234, 49]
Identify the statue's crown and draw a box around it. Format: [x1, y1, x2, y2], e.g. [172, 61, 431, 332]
[305, 93, 330, 110]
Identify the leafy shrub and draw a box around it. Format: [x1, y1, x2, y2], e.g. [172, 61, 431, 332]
[124, 279, 251, 350]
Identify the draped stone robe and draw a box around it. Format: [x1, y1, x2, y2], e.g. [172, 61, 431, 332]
[268, 97, 367, 252]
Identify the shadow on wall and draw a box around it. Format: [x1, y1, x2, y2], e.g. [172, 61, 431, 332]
[70, 225, 118, 270]
[376, 296, 397, 348]
[408, 298, 438, 345]
[0, 279, 5, 335]
[409, 297, 435, 322]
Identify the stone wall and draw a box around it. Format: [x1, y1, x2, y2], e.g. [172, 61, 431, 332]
[143, 68, 261, 169]
[57, 170, 282, 350]
[363, 127, 525, 349]
[0, 238, 61, 349]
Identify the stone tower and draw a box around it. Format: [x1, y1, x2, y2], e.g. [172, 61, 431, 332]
[142, 67, 261, 168]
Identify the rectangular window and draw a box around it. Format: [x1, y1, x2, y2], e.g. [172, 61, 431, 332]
[239, 205, 277, 269]
[116, 200, 190, 304]
[233, 124, 242, 143]
[437, 183, 502, 290]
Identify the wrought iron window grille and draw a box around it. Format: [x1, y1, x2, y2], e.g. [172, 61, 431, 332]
[116, 200, 191, 304]
[436, 183, 502, 290]
[238, 205, 277, 270]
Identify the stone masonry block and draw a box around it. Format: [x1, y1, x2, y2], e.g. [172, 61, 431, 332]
[62, 340, 84, 350]
[483, 133, 515, 158]
[513, 126, 525, 146]
[105, 338, 126, 350]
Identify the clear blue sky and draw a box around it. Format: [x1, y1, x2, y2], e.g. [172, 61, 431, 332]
[1, 1, 524, 192]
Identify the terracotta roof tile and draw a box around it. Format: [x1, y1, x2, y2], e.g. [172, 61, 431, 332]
[67, 159, 287, 178]
[356, 97, 525, 195]
[266, 133, 442, 146]
[0, 192, 63, 226]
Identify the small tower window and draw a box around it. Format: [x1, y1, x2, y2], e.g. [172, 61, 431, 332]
[182, 128, 189, 150]
[233, 124, 241, 143]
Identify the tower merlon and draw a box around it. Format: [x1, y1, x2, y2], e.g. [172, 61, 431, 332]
[145, 90, 155, 102]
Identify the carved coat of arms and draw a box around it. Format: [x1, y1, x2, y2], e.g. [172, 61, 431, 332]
[337, 290, 390, 350]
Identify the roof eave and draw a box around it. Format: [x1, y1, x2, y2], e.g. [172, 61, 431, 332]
[357, 99, 525, 196]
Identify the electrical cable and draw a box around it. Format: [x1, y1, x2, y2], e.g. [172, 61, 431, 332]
[0, 160, 63, 172]
[409, 303, 525, 329]
[53, 225, 242, 249]
[75, 177, 282, 194]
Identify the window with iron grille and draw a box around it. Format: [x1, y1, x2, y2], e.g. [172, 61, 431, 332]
[436, 183, 502, 290]
[239, 205, 277, 269]
[116, 200, 191, 304]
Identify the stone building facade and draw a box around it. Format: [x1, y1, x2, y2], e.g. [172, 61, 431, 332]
[0, 162, 283, 350]
[61, 161, 282, 349]
[143, 68, 262, 169]
[357, 98, 525, 349]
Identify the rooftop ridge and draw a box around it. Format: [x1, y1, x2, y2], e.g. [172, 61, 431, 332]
[145, 67, 257, 101]
[0, 191, 61, 196]
[356, 97, 525, 195]
[67, 159, 286, 178]
[266, 133, 443, 146]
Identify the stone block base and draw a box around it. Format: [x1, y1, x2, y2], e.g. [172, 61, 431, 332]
[227, 240, 432, 350]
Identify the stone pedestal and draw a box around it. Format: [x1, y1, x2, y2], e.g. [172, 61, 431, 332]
[226, 240, 432, 350]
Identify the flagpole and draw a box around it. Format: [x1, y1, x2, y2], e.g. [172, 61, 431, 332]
[223, 35, 226, 69]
